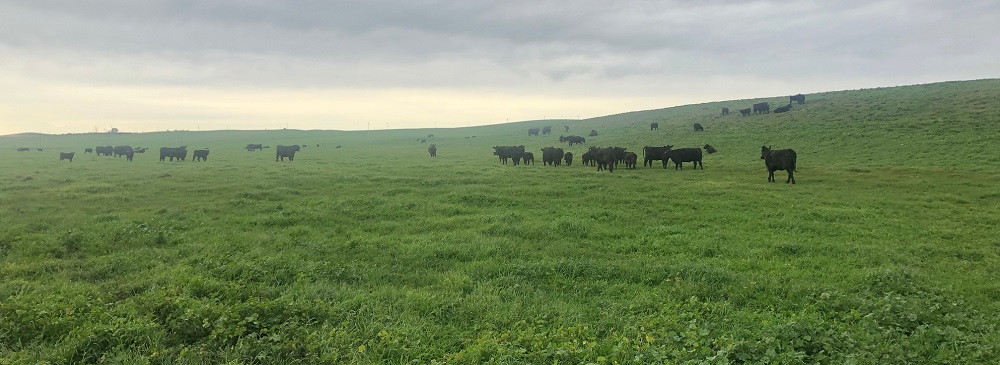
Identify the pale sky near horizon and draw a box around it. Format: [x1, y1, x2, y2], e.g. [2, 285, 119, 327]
[1, 1, 997, 135]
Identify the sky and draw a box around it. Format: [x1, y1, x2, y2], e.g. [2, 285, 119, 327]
[1, 0, 997, 135]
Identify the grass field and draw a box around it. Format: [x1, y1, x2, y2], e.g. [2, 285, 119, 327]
[2, 79, 1000, 364]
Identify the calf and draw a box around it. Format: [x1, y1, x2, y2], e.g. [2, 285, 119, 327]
[650, 122, 659, 131]
[564, 152, 573, 166]
[522, 152, 534, 165]
[192, 149, 210, 161]
[703, 144, 717, 154]
[623, 152, 638, 169]
[693, 123, 704, 131]
[84, 148, 93, 153]
[721, 107, 729, 116]
[761, 146, 797, 184]
[739, 108, 751, 116]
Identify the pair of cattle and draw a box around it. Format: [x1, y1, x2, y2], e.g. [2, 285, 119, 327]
[528, 126, 552, 136]
[493, 145, 526, 165]
[16, 147, 30, 152]
[641, 145, 706, 169]
[160, 146, 208, 162]
[540, 147, 567, 166]
[427, 144, 437, 157]
[558, 135, 586, 145]
[649, 123, 703, 131]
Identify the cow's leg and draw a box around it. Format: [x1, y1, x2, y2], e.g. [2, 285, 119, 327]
[787, 170, 795, 184]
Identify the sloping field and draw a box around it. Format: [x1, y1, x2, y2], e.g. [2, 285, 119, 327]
[1, 79, 999, 363]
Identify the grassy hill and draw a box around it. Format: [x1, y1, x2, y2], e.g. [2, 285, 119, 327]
[1, 79, 999, 363]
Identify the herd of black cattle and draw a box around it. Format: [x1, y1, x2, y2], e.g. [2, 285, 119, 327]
[15, 94, 803, 183]
[485, 93, 804, 183]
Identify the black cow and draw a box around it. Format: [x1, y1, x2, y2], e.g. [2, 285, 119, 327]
[511, 152, 522, 166]
[159, 146, 188, 161]
[420, 139, 426, 144]
[643, 146, 672, 167]
[581, 148, 595, 166]
[96, 146, 114, 156]
[693, 123, 704, 131]
[134, 147, 146, 153]
[703, 144, 717, 154]
[427, 144, 437, 157]
[596, 147, 616, 173]
[753, 102, 770, 114]
[192, 149, 210, 161]
[739, 108, 751, 117]
[564, 152, 573, 166]
[559, 136, 587, 146]
[528, 128, 540, 136]
[114, 146, 134, 161]
[624, 152, 638, 169]
[522, 152, 534, 165]
[773, 104, 792, 113]
[276, 145, 300, 161]
[335, 145, 341, 148]
[246, 143, 263, 151]
[84, 148, 93, 153]
[16, 147, 29, 152]
[663, 147, 703, 170]
[36, 148, 43, 151]
[59, 152, 74, 162]
[650, 122, 659, 131]
[790, 94, 805, 105]
[722, 107, 729, 116]
[542, 126, 552, 135]
[589, 130, 598, 137]
[607, 147, 627, 164]
[540, 147, 565, 167]
[428, 134, 434, 138]
[761, 146, 797, 184]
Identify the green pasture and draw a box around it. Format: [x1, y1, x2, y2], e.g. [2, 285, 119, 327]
[1, 79, 999, 364]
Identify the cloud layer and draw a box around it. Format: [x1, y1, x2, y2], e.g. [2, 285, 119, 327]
[2, 0, 998, 133]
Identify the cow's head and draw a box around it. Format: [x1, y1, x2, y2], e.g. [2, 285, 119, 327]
[761, 146, 771, 160]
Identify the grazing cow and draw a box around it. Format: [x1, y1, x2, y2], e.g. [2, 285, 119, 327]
[589, 130, 598, 137]
[753, 102, 770, 114]
[650, 122, 659, 131]
[420, 139, 426, 144]
[596, 147, 616, 173]
[16, 147, 29, 152]
[564, 125, 569, 132]
[246, 143, 263, 151]
[623, 152, 638, 169]
[722, 107, 730, 116]
[790, 94, 805, 105]
[542, 126, 552, 135]
[739, 108, 751, 117]
[192, 149, 210, 161]
[112, 146, 134, 161]
[428, 134, 434, 138]
[276, 145, 300, 161]
[642, 145, 673, 167]
[96, 146, 114, 156]
[693, 123, 704, 131]
[427, 144, 437, 157]
[773, 103, 792, 113]
[335, 145, 342, 148]
[133, 147, 147, 153]
[703, 144, 717, 154]
[761, 146, 797, 184]
[663, 147, 703, 170]
[36, 148, 43, 151]
[113, 146, 134, 161]
[84, 148, 93, 153]
[59, 152, 75, 162]
[540, 147, 565, 167]
[159, 146, 188, 161]
[564, 152, 573, 166]
[522, 152, 534, 165]
[528, 128, 540, 136]
[565, 136, 586, 146]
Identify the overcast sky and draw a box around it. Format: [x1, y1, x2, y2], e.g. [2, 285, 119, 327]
[1, 0, 997, 135]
